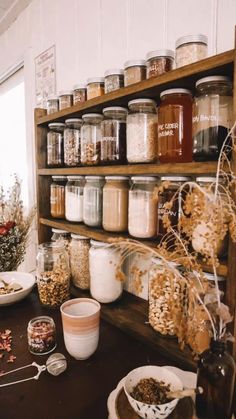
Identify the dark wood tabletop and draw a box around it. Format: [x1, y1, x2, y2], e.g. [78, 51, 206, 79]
[0, 291, 187, 419]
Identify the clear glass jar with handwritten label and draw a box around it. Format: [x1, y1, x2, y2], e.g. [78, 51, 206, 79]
[146, 50, 174, 78]
[101, 106, 127, 164]
[50, 176, 67, 218]
[81, 113, 103, 165]
[47, 123, 65, 167]
[83, 176, 104, 227]
[64, 118, 82, 166]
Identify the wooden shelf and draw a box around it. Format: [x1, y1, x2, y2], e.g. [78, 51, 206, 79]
[36, 50, 234, 126]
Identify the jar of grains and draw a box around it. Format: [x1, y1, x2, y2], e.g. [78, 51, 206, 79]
[51, 228, 71, 252]
[89, 240, 123, 303]
[69, 234, 90, 289]
[73, 83, 87, 105]
[81, 113, 103, 165]
[124, 59, 146, 86]
[58, 90, 73, 110]
[46, 95, 59, 115]
[104, 69, 124, 93]
[175, 34, 208, 68]
[158, 88, 192, 163]
[192, 76, 233, 161]
[157, 176, 191, 236]
[103, 176, 129, 232]
[86, 77, 104, 100]
[36, 242, 70, 308]
[83, 176, 104, 227]
[27, 316, 56, 355]
[146, 49, 175, 79]
[47, 123, 65, 167]
[149, 259, 181, 336]
[64, 118, 82, 167]
[127, 98, 157, 163]
[101, 106, 127, 164]
[65, 176, 84, 222]
[128, 176, 158, 238]
[50, 176, 67, 218]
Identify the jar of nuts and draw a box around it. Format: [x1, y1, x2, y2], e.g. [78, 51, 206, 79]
[36, 242, 70, 308]
[69, 234, 90, 289]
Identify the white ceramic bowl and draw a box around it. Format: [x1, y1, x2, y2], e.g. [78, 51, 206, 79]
[124, 365, 183, 419]
[0, 272, 35, 306]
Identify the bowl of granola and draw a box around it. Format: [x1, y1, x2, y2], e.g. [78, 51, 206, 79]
[124, 365, 183, 419]
[0, 272, 35, 306]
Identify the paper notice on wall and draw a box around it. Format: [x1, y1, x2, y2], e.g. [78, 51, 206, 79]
[35, 45, 56, 108]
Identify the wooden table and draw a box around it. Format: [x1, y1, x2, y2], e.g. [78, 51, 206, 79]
[0, 291, 189, 419]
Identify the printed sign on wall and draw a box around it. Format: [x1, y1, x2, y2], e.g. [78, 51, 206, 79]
[35, 45, 56, 108]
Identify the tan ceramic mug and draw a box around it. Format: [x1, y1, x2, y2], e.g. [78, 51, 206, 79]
[60, 298, 101, 360]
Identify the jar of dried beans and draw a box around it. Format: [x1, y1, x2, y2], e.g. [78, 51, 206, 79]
[46, 95, 59, 115]
[59, 90, 73, 110]
[158, 88, 192, 163]
[83, 176, 104, 227]
[128, 176, 158, 238]
[73, 83, 87, 104]
[104, 69, 124, 93]
[127, 98, 157, 163]
[65, 176, 84, 222]
[103, 176, 129, 232]
[81, 113, 103, 165]
[69, 234, 90, 289]
[64, 118, 82, 167]
[101, 106, 127, 164]
[50, 176, 67, 218]
[86, 77, 104, 100]
[27, 316, 56, 354]
[47, 123, 65, 167]
[124, 59, 146, 86]
[146, 49, 175, 79]
[175, 34, 208, 68]
[36, 242, 70, 308]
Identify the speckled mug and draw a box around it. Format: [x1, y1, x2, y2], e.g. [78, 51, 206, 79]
[60, 298, 101, 360]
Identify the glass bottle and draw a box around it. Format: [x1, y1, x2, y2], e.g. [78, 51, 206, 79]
[101, 106, 127, 164]
[196, 339, 236, 419]
[81, 113, 103, 165]
[47, 123, 65, 167]
[64, 118, 82, 167]
[83, 176, 104, 227]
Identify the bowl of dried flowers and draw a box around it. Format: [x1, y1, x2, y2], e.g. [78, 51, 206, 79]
[124, 365, 183, 419]
[0, 271, 35, 306]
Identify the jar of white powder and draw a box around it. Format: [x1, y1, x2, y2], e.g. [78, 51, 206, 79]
[83, 176, 104, 227]
[65, 176, 84, 222]
[89, 240, 123, 303]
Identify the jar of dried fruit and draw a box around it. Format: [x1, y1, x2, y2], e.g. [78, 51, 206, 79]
[69, 234, 90, 289]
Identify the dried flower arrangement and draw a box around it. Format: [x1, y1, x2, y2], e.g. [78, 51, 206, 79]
[0, 175, 35, 272]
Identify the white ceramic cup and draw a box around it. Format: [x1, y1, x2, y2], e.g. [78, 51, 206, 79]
[60, 298, 101, 360]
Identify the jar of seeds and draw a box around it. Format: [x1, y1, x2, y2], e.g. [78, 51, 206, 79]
[64, 118, 82, 166]
[69, 234, 90, 289]
[36, 242, 70, 308]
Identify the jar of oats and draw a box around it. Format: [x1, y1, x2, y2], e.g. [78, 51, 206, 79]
[127, 98, 157, 163]
[69, 234, 90, 289]
[36, 242, 70, 308]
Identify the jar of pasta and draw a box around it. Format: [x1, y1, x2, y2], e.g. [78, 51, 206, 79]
[103, 176, 129, 232]
[124, 59, 146, 86]
[81, 113, 103, 165]
[64, 118, 82, 167]
[86, 77, 104, 100]
[47, 123, 65, 167]
[50, 176, 67, 218]
[69, 234, 90, 289]
[83, 176, 104, 227]
[59, 90, 73, 110]
[101, 106, 127, 164]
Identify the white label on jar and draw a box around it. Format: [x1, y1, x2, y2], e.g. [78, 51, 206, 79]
[158, 122, 179, 137]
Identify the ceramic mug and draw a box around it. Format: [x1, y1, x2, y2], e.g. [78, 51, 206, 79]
[60, 298, 101, 360]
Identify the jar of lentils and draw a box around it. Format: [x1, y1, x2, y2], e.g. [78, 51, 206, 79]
[101, 106, 127, 164]
[47, 123, 65, 167]
[146, 49, 175, 78]
[69, 234, 90, 289]
[83, 176, 104, 227]
[81, 113, 103, 165]
[64, 118, 82, 167]
[104, 69, 124, 93]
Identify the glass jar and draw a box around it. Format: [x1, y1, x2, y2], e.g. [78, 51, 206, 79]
[192, 76, 233, 161]
[51, 228, 71, 252]
[73, 83, 87, 104]
[89, 240, 123, 303]
[127, 98, 157, 163]
[36, 242, 70, 308]
[103, 176, 129, 232]
[158, 88, 192, 163]
[65, 176, 84, 222]
[59, 90, 73, 110]
[175, 34, 208, 68]
[69, 234, 90, 289]
[47, 123, 65, 167]
[104, 69, 124, 93]
[146, 49, 175, 79]
[128, 176, 158, 238]
[124, 59, 146, 86]
[86, 77, 104, 100]
[101, 106, 127, 164]
[157, 176, 191, 236]
[46, 96, 59, 115]
[27, 316, 56, 355]
[64, 118, 82, 167]
[50, 176, 67, 218]
[81, 113, 103, 165]
[83, 176, 104, 227]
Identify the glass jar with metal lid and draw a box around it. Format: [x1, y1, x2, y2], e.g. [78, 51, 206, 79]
[51, 228, 71, 249]
[58, 90, 73, 110]
[86, 77, 104, 100]
[124, 59, 147, 86]
[128, 176, 158, 238]
[47, 123, 65, 167]
[73, 83, 87, 104]
[127, 98, 157, 163]
[101, 106, 127, 164]
[158, 88, 192, 163]
[192, 76, 233, 161]
[103, 176, 129, 232]
[65, 176, 84, 222]
[83, 176, 104, 227]
[104, 69, 124, 93]
[50, 176, 67, 218]
[46, 95, 59, 115]
[146, 49, 175, 79]
[81, 113, 103, 165]
[64, 118, 82, 167]
[69, 234, 90, 290]
[175, 34, 208, 68]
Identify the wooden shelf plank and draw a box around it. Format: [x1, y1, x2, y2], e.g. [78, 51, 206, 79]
[36, 50, 234, 126]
